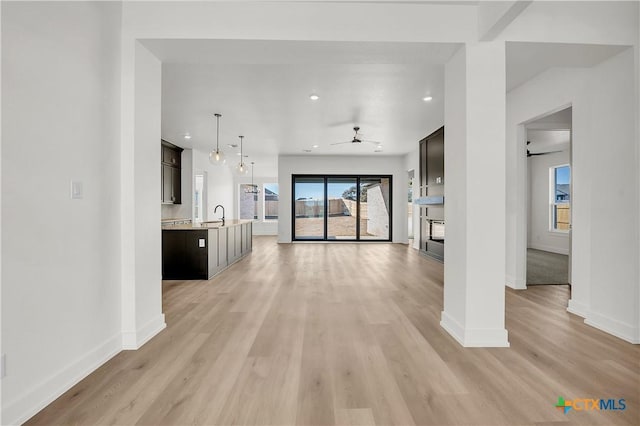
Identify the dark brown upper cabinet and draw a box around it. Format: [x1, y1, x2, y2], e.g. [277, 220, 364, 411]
[161, 140, 183, 204]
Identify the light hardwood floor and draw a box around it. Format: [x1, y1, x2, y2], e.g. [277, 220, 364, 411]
[27, 237, 640, 425]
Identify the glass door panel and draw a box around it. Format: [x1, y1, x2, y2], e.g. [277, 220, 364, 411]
[293, 177, 325, 239]
[359, 177, 390, 240]
[327, 177, 357, 240]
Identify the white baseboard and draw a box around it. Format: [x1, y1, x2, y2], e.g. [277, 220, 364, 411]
[585, 311, 639, 344]
[505, 274, 526, 290]
[440, 311, 465, 345]
[528, 243, 569, 256]
[2, 333, 122, 426]
[567, 299, 589, 318]
[122, 314, 166, 350]
[440, 311, 510, 347]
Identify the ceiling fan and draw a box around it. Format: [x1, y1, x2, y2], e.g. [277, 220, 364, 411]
[331, 126, 382, 147]
[527, 141, 562, 157]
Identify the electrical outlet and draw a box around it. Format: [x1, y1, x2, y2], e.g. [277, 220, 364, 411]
[1, 353, 6, 378]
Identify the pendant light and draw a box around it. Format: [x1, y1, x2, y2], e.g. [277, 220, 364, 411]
[235, 136, 249, 176]
[244, 162, 260, 194]
[209, 113, 226, 165]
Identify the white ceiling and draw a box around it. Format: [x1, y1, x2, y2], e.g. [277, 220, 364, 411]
[146, 40, 459, 174]
[506, 42, 628, 91]
[146, 39, 628, 175]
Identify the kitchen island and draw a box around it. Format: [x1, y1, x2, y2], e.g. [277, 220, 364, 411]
[162, 220, 252, 280]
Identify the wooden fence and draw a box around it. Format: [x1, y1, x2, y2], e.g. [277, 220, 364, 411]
[265, 200, 278, 218]
[294, 198, 366, 218]
[555, 204, 570, 230]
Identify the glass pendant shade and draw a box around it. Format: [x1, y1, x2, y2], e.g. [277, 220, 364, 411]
[235, 135, 249, 175]
[209, 149, 226, 165]
[236, 161, 249, 176]
[210, 113, 225, 166]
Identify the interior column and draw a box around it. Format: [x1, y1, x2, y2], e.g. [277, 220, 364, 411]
[440, 41, 509, 347]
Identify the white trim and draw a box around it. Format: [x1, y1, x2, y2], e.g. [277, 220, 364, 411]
[585, 311, 640, 344]
[2, 333, 122, 426]
[440, 311, 510, 347]
[506, 274, 526, 290]
[567, 299, 589, 318]
[462, 328, 510, 348]
[440, 311, 465, 345]
[548, 228, 570, 235]
[528, 243, 570, 256]
[122, 314, 166, 350]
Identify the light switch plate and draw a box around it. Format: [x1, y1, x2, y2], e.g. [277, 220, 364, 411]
[71, 181, 83, 199]
[199, 238, 206, 248]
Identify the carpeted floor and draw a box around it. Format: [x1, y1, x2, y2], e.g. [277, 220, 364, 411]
[527, 248, 569, 285]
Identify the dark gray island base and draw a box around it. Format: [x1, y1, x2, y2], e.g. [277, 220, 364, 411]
[162, 220, 253, 280]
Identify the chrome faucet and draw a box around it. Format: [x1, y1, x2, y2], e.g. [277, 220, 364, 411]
[214, 204, 225, 226]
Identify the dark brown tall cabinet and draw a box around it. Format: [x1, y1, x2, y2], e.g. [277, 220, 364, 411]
[418, 127, 444, 261]
[161, 140, 183, 204]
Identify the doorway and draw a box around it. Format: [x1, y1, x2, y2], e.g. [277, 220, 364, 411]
[525, 107, 572, 286]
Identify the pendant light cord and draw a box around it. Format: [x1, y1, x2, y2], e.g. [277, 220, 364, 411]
[214, 113, 222, 152]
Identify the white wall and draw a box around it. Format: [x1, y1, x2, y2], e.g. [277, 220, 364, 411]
[1, 3, 123, 424]
[586, 48, 639, 342]
[506, 49, 639, 343]
[441, 42, 509, 348]
[277, 155, 408, 243]
[130, 42, 165, 347]
[527, 149, 571, 255]
[161, 148, 193, 220]
[443, 47, 467, 329]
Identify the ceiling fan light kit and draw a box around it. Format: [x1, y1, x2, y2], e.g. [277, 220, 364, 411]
[209, 113, 226, 166]
[526, 140, 563, 157]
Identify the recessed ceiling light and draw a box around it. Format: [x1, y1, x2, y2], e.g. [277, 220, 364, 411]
[312, 144, 319, 148]
[303, 149, 312, 153]
[227, 144, 238, 148]
[184, 134, 192, 139]
[309, 94, 319, 101]
[422, 96, 433, 102]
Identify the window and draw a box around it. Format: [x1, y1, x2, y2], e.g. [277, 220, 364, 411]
[263, 183, 279, 220]
[550, 165, 570, 231]
[239, 184, 258, 220]
[292, 175, 392, 241]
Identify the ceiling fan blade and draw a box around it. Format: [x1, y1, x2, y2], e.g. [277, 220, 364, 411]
[527, 150, 563, 157]
[361, 139, 382, 145]
[330, 141, 353, 146]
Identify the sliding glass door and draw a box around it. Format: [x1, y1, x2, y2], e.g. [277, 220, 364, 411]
[327, 177, 358, 240]
[359, 177, 391, 240]
[292, 175, 392, 241]
[293, 177, 325, 240]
